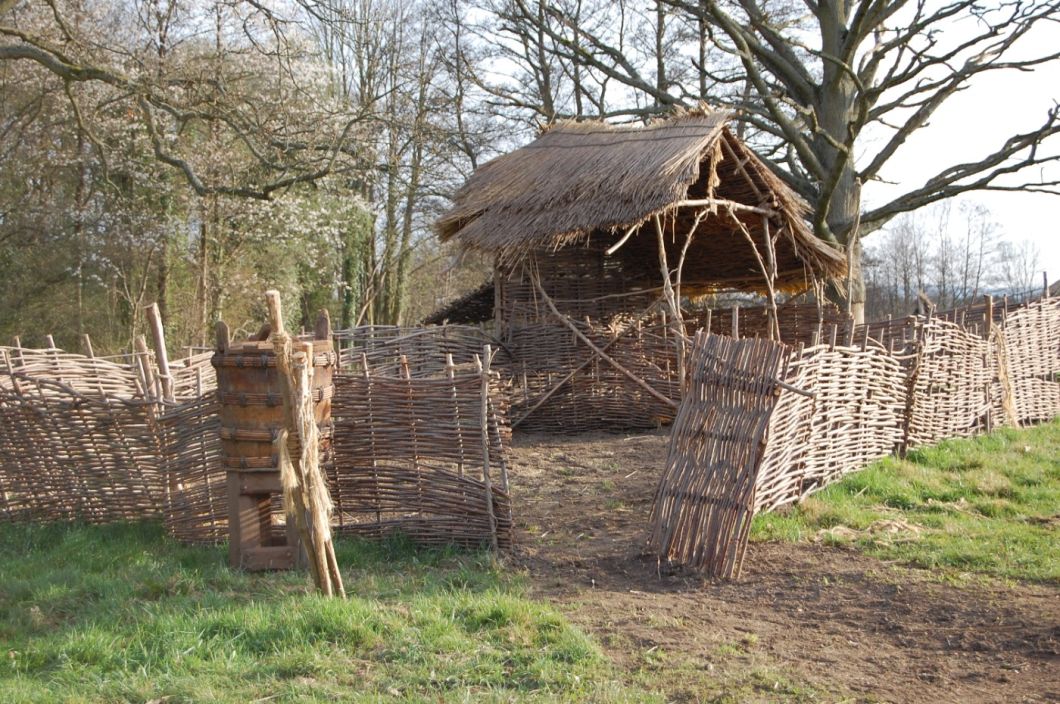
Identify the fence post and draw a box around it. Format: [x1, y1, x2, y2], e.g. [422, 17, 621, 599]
[146, 302, 175, 403]
[134, 335, 158, 402]
[477, 345, 499, 553]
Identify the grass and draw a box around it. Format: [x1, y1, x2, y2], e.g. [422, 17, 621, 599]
[0, 523, 654, 703]
[3, 423, 1056, 702]
[752, 419, 1060, 582]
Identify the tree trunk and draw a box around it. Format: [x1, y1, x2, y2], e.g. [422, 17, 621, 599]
[156, 238, 168, 326]
[830, 173, 865, 323]
[816, 4, 865, 323]
[654, 1, 666, 105]
[196, 198, 214, 346]
[535, 1, 556, 121]
[340, 226, 357, 329]
[74, 131, 88, 339]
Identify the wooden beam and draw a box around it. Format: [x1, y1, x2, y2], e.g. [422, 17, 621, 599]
[605, 224, 641, 256]
[670, 198, 775, 217]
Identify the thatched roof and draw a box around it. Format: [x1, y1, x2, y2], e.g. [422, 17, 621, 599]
[422, 280, 494, 325]
[437, 109, 845, 290]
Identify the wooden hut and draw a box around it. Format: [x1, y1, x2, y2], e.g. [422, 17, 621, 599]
[435, 108, 846, 431]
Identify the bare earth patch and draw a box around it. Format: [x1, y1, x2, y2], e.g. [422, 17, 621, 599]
[507, 430, 1060, 703]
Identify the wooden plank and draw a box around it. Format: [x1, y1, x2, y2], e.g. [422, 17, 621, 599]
[242, 545, 297, 571]
[238, 471, 283, 495]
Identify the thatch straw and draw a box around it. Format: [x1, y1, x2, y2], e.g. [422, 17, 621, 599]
[436, 109, 846, 288]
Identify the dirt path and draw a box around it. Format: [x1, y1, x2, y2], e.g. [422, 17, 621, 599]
[507, 430, 1060, 703]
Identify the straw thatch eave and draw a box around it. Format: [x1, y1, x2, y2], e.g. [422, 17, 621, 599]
[436, 110, 846, 287]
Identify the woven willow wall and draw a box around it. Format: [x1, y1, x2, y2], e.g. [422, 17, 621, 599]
[505, 317, 682, 431]
[496, 242, 658, 334]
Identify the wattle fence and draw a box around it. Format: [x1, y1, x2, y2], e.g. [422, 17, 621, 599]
[0, 337, 511, 550]
[0, 294, 1056, 573]
[649, 296, 1060, 579]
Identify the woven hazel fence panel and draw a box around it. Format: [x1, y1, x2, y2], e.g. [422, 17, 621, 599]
[0, 375, 164, 524]
[1, 294, 1055, 563]
[170, 352, 217, 400]
[0, 346, 146, 398]
[1001, 297, 1060, 424]
[904, 318, 997, 447]
[157, 347, 514, 550]
[754, 341, 907, 513]
[333, 325, 497, 375]
[649, 333, 790, 579]
[652, 295, 1060, 577]
[160, 393, 226, 544]
[330, 363, 513, 549]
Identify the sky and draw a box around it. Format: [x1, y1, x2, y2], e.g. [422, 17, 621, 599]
[472, 4, 1060, 285]
[862, 18, 1060, 286]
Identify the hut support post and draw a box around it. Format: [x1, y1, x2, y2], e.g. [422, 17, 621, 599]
[727, 208, 780, 340]
[760, 217, 780, 341]
[654, 214, 688, 385]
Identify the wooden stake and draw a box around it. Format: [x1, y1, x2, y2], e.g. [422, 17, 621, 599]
[146, 302, 175, 402]
[134, 335, 157, 402]
[477, 347, 500, 553]
[215, 321, 230, 353]
[654, 214, 687, 384]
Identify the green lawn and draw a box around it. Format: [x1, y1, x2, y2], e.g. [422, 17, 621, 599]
[2, 422, 1056, 702]
[0, 524, 651, 703]
[752, 419, 1060, 582]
